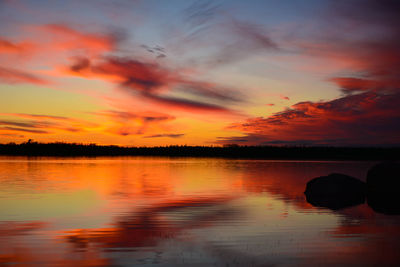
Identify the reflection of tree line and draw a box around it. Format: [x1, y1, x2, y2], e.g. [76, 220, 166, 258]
[1, 141, 399, 159]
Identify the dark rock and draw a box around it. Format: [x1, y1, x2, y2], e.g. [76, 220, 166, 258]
[366, 162, 400, 215]
[304, 173, 366, 210]
[366, 162, 400, 193]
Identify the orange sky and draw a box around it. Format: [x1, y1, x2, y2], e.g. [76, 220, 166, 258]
[1, 0, 399, 146]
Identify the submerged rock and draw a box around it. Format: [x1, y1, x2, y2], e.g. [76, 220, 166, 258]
[304, 173, 366, 210]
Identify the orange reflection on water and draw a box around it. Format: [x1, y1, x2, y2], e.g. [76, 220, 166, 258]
[1, 158, 400, 266]
[63, 196, 239, 251]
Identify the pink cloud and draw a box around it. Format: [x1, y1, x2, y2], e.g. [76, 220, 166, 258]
[0, 66, 49, 85]
[0, 39, 34, 54]
[224, 91, 400, 146]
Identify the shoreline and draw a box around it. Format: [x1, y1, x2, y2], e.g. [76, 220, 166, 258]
[1, 143, 399, 160]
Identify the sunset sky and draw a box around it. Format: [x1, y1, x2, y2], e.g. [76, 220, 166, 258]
[1, 0, 399, 146]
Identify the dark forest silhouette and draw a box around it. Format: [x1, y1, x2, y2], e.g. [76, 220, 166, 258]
[0, 140, 399, 159]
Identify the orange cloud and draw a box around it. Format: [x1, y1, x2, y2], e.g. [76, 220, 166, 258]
[0, 23, 121, 86]
[0, 113, 98, 135]
[93, 110, 176, 136]
[0, 39, 34, 54]
[37, 24, 118, 57]
[2, 22, 245, 116]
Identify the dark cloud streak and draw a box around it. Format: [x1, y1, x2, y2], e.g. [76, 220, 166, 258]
[67, 56, 243, 113]
[144, 133, 184, 138]
[0, 126, 49, 134]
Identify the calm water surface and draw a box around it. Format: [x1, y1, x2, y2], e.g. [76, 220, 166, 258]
[0, 157, 399, 266]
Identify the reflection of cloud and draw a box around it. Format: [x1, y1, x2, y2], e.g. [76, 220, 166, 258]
[305, 204, 400, 266]
[63, 196, 239, 250]
[0, 221, 46, 236]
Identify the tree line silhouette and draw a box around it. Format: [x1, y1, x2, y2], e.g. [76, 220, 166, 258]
[0, 140, 398, 159]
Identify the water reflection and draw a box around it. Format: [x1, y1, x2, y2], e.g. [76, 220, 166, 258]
[64, 196, 240, 250]
[0, 157, 399, 266]
[367, 192, 400, 215]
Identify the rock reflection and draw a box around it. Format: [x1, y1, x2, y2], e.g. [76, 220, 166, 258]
[305, 193, 365, 210]
[367, 193, 400, 215]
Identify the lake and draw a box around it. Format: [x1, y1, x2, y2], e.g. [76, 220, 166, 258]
[0, 157, 399, 266]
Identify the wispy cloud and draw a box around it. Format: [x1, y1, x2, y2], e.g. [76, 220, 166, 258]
[0, 113, 98, 135]
[144, 133, 184, 138]
[173, 1, 279, 68]
[0, 66, 49, 85]
[37, 23, 121, 57]
[3, 113, 69, 120]
[0, 38, 34, 54]
[93, 110, 176, 136]
[65, 55, 244, 113]
[0, 126, 49, 134]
